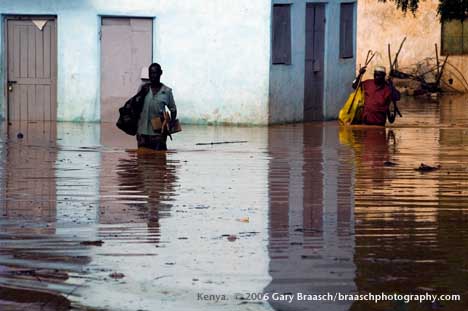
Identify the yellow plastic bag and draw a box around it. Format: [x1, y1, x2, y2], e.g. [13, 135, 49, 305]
[338, 86, 364, 125]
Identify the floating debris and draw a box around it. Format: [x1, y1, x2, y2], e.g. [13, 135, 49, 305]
[80, 240, 104, 246]
[17, 132, 23, 139]
[109, 272, 125, 279]
[237, 217, 249, 223]
[384, 161, 398, 167]
[415, 163, 441, 172]
[227, 235, 237, 242]
[196, 140, 248, 146]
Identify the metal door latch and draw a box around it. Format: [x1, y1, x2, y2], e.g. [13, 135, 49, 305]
[7, 80, 16, 92]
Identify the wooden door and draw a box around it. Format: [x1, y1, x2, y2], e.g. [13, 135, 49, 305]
[100, 17, 152, 123]
[304, 4, 326, 121]
[6, 16, 57, 121]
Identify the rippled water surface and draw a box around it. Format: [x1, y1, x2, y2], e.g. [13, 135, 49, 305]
[1, 95, 468, 311]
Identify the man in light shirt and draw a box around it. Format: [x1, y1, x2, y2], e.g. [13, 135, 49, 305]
[136, 63, 177, 150]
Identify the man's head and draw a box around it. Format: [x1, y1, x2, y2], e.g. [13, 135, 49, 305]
[374, 66, 386, 86]
[148, 63, 163, 84]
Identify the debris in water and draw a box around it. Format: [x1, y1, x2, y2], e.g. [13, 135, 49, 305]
[80, 240, 104, 246]
[227, 235, 237, 242]
[384, 161, 397, 167]
[237, 217, 249, 223]
[109, 272, 125, 279]
[415, 163, 441, 172]
[17, 132, 23, 139]
[196, 140, 248, 146]
[193, 205, 209, 210]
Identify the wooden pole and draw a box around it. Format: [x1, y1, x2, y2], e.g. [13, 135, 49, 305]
[391, 37, 407, 71]
[347, 51, 375, 114]
[436, 55, 449, 87]
[388, 44, 393, 72]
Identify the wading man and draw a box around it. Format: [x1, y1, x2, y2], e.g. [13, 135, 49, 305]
[352, 66, 400, 126]
[136, 63, 177, 150]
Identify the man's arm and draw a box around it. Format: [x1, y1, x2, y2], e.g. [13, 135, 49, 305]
[167, 90, 177, 122]
[352, 67, 367, 89]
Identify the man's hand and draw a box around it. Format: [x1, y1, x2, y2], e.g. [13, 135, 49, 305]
[352, 66, 366, 89]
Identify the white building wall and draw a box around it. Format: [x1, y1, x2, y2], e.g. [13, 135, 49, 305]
[0, 0, 271, 124]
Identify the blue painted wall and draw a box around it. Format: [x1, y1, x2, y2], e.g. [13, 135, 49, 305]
[269, 0, 357, 123]
[269, 0, 305, 123]
[324, 1, 357, 120]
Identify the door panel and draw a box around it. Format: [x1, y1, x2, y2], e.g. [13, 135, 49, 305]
[304, 4, 326, 121]
[6, 17, 56, 121]
[100, 17, 152, 123]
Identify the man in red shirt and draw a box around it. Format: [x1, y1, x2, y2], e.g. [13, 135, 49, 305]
[352, 66, 400, 126]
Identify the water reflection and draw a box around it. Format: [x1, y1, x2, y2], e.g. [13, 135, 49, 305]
[75, 124, 271, 311]
[56, 123, 100, 227]
[101, 149, 177, 235]
[114, 150, 174, 230]
[347, 95, 468, 310]
[265, 124, 356, 311]
[1, 122, 57, 227]
[0, 95, 467, 310]
[0, 122, 90, 311]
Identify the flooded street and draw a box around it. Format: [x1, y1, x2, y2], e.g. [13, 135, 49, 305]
[1, 95, 468, 310]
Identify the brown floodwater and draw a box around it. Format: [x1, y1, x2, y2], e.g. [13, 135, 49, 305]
[0, 94, 468, 310]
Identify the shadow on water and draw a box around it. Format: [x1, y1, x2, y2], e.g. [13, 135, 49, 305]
[0, 94, 468, 310]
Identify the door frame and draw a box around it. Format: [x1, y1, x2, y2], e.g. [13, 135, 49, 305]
[98, 15, 155, 123]
[3, 15, 57, 122]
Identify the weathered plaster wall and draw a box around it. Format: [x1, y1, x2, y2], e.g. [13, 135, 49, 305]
[269, 0, 305, 123]
[323, 2, 357, 120]
[269, 0, 356, 123]
[0, 0, 271, 124]
[357, 0, 468, 92]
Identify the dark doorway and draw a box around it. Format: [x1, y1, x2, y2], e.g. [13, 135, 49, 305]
[304, 4, 326, 121]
